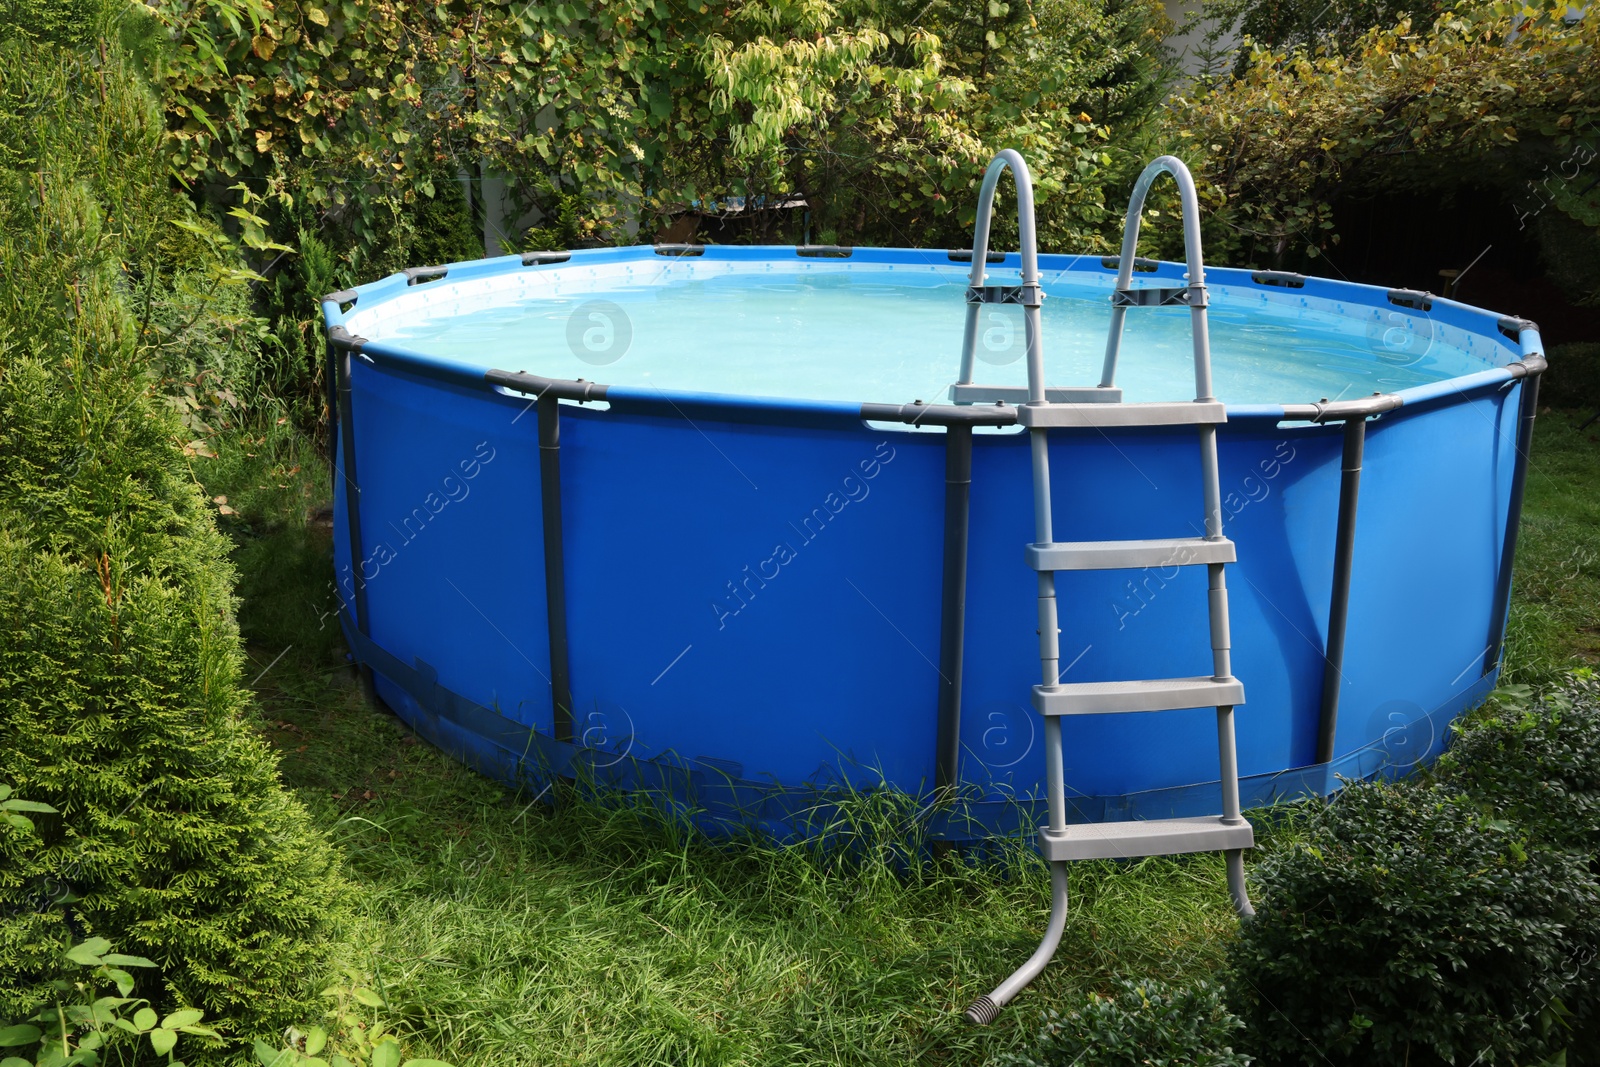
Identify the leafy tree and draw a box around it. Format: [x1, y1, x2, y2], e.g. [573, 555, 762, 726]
[1168, 0, 1600, 268]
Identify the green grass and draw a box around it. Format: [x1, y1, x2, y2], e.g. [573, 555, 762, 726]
[200, 404, 1599, 1066]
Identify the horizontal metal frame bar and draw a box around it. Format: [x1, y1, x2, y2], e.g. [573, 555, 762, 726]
[486, 368, 610, 404]
[404, 265, 449, 285]
[860, 401, 1019, 427]
[1279, 392, 1405, 424]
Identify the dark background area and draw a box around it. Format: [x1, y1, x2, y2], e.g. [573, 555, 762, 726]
[1329, 188, 1600, 348]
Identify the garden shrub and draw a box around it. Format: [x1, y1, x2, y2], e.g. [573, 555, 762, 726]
[1542, 343, 1600, 412]
[0, 1, 344, 1049]
[1173, 1, 1600, 269]
[997, 979, 1251, 1067]
[1436, 675, 1600, 852]
[1226, 779, 1600, 1066]
[1434, 676, 1600, 1056]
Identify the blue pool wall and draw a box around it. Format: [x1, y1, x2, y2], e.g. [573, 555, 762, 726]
[323, 245, 1541, 838]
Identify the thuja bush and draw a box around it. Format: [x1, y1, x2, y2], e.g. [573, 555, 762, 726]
[998, 979, 1251, 1067]
[0, 2, 344, 1050]
[1226, 779, 1600, 1066]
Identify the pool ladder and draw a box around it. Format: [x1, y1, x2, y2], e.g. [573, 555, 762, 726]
[955, 152, 1255, 1025]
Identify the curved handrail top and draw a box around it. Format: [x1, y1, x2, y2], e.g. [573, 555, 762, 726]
[1113, 155, 1206, 292]
[968, 149, 1041, 288]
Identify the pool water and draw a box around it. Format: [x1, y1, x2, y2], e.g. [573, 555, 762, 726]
[373, 262, 1483, 406]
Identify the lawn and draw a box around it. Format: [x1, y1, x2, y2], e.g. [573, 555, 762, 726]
[214, 405, 1600, 1067]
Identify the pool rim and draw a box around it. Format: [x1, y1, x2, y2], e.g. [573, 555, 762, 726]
[321, 243, 1545, 429]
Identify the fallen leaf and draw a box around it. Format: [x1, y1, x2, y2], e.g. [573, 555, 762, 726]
[212, 495, 228, 504]
[218, 504, 237, 516]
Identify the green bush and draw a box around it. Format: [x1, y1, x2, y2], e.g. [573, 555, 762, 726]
[1434, 676, 1600, 1056]
[0, 3, 345, 1050]
[1542, 343, 1600, 412]
[1437, 675, 1600, 852]
[1226, 779, 1600, 1066]
[1174, 2, 1600, 270]
[997, 979, 1251, 1066]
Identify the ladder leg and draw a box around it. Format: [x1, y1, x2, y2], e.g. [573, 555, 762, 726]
[1216, 704, 1254, 920]
[969, 422, 1073, 1025]
[965, 857, 1070, 1024]
[1225, 850, 1253, 921]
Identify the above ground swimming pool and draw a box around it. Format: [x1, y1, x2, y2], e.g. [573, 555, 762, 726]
[321, 228, 1545, 842]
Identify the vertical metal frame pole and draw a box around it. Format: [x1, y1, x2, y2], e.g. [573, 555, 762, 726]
[335, 349, 376, 702]
[538, 393, 575, 744]
[1483, 360, 1544, 677]
[935, 423, 973, 796]
[1316, 416, 1368, 765]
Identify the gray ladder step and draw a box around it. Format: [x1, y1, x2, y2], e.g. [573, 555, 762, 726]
[1017, 400, 1226, 428]
[1037, 816, 1253, 862]
[1027, 536, 1234, 572]
[1032, 676, 1244, 716]
[949, 383, 1123, 405]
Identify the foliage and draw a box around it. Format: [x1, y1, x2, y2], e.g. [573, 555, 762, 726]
[0, 937, 220, 1067]
[1191, 0, 1444, 70]
[1538, 210, 1600, 309]
[145, 0, 1176, 254]
[255, 980, 449, 1067]
[0, 0, 345, 1047]
[673, 0, 1176, 247]
[1170, 1, 1600, 268]
[0, 785, 57, 835]
[0, 0, 101, 46]
[1226, 778, 1600, 1065]
[1436, 674, 1600, 852]
[996, 979, 1251, 1066]
[1541, 343, 1600, 410]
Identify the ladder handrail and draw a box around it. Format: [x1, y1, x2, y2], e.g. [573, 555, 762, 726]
[957, 150, 1046, 404]
[1100, 156, 1215, 404]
